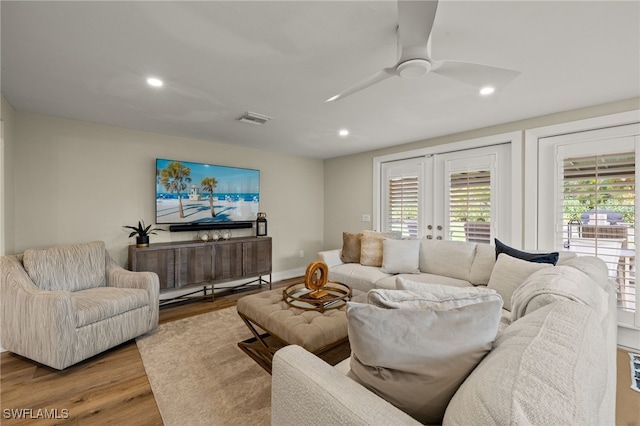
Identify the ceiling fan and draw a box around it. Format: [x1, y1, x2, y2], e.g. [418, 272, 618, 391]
[325, 0, 520, 102]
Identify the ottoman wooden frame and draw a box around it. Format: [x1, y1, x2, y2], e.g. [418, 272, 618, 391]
[236, 286, 351, 374]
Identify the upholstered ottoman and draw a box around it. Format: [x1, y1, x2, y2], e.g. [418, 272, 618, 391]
[236, 287, 362, 373]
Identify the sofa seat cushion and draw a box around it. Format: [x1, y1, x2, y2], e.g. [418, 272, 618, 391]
[443, 301, 608, 426]
[73, 287, 150, 327]
[347, 288, 502, 424]
[328, 263, 392, 292]
[375, 273, 473, 290]
[23, 241, 107, 292]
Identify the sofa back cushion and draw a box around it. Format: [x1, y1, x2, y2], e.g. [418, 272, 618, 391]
[347, 288, 502, 424]
[443, 301, 608, 426]
[23, 241, 107, 292]
[469, 243, 496, 285]
[487, 254, 552, 311]
[419, 240, 477, 281]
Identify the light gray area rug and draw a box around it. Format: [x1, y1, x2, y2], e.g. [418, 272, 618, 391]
[136, 307, 271, 426]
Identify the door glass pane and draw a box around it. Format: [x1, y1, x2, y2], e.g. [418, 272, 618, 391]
[562, 151, 635, 312]
[388, 175, 419, 237]
[381, 158, 424, 238]
[449, 170, 491, 243]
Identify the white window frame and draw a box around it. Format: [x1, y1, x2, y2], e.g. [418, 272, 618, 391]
[373, 132, 522, 245]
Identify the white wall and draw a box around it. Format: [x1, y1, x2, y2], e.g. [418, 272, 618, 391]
[1, 97, 16, 255]
[10, 111, 324, 275]
[323, 97, 640, 250]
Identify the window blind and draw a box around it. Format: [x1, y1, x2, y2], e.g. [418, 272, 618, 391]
[449, 170, 491, 243]
[562, 151, 635, 312]
[388, 175, 419, 237]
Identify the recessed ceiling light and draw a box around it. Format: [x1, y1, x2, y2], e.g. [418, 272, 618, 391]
[339, 129, 350, 137]
[479, 86, 495, 96]
[147, 77, 163, 87]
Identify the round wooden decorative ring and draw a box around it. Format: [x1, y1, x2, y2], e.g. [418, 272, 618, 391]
[304, 261, 329, 291]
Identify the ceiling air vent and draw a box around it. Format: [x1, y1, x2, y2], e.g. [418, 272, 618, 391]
[238, 112, 272, 126]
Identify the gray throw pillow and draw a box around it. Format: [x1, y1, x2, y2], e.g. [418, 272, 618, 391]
[346, 289, 503, 424]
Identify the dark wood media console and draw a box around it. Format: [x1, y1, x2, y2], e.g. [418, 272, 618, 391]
[128, 236, 272, 303]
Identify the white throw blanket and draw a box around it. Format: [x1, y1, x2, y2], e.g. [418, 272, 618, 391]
[510, 265, 609, 324]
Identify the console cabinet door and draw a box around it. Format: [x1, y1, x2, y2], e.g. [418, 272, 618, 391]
[243, 238, 272, 276]
[129, 246, 176, 291]
[213, 241, 244, 281]
[176, 245, 213, 288]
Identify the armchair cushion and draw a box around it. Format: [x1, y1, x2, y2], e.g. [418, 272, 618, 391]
[74, 287, 150, 327]
[23, 241, 107, 292]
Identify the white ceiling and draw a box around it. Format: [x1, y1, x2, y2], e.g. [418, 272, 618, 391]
[2, 1, 639, 159]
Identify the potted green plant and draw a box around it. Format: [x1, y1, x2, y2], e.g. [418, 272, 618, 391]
[123, 220, 163, 247]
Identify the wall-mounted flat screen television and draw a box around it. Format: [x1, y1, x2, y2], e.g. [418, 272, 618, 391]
[156, 158, 260, 225]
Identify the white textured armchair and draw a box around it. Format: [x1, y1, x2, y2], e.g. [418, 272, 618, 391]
[0, 241, 159, 370]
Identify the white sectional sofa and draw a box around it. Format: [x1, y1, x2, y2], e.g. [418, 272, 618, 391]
[319, 239, 499, 291]
[271, 239, 617, 425]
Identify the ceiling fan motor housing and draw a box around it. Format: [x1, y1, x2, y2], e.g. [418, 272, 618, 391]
[397, 59, 432, 78]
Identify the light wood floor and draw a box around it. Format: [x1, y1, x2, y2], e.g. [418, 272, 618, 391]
[1, 278, 639, 425]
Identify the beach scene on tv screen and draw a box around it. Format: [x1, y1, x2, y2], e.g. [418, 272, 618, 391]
[156, 159, 260, 224]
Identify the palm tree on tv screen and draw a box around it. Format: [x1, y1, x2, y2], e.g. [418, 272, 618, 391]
[160, 162, 191, 219]
[201, 177, 218, 217]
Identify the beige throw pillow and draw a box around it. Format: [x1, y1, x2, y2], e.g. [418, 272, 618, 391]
[340, 232, 362, 263]
[487, 253, 552, 311]
[347, 289, 502, 424]
[381, 238, 420, 274]
[360, 230, 400, 267]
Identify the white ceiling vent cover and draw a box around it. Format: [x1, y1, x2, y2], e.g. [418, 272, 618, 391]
[238, 112, 272, 125]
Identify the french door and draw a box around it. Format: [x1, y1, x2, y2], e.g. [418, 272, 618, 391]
[380, 144, 511, 243]
[538, 123, 640, 332]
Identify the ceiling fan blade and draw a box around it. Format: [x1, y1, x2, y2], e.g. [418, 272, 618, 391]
[397, 0, 438, 62]
[325, 69, 395, 102]
[432, 60, 520, 90]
